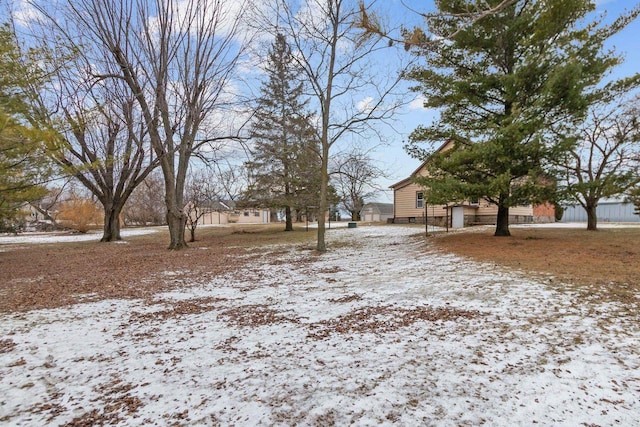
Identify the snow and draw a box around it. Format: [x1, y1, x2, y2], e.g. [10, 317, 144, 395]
[0, 227, 159, 245]
[1, 225, 639, 425]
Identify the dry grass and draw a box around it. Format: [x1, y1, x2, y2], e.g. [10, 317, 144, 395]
[0, 224, 315, 313]
[194, 223, 317, 247]
[431, 226, 640, 305]
[4, 222, 638, 314]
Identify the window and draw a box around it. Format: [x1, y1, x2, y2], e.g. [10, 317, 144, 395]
[470, 199, 479, 205]
[416, 192, 424, 209]
[254, 212, 260, 217]
[243, 211, 249, 216]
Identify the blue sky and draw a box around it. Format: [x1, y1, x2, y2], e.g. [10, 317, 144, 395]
[373, 0, 640, 203]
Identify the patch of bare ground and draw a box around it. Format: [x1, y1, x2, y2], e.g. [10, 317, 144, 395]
[431, 227, 640, 305]
[220, 304, 300, 327]
[307, 305, 480, 339]
[0, 224, 315, 313]
[328, 294, 362, 303]
[129, 297, 228, 322]
[61, 377, 143, 427]
[0, 338, 16, 353]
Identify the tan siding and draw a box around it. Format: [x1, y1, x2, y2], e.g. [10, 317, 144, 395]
[236, 209, 270, 224]
[509, 205, 534, 215]
[463, 206, 479, 216]
[415, 167, 430, 178]
[392, 144, 535, 224]
[196, 208, 271, 225]
[424, 203, 449, 217]
[395, 182, 422, 217]
[476, 201, 498, 216]
[440, 140, 455, 152]
[475, 202, 532, 216]
[197, 211, 228, 225]
[395, 182, 448, 218]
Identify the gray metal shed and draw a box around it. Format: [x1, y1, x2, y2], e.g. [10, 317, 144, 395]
[561, 198, 640, 223]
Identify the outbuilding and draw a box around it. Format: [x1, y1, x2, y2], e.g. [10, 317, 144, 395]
[561, 198, 639, 223]
[360, 203, 394, 222]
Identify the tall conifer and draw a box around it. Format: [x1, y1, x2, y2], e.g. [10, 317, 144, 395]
[246, 33, 320, 231]
[406, 0, 639, 236]
[0, 23, 51, 229]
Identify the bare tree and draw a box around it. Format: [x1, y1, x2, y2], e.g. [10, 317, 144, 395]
[54, 0, 252, 249]
[46, 80, 158, 241]
[212, 161, 248, 204]
[270, 0, 407, 251]
[333, 149, 385, 221]
[560, 96, 640, 230]
[122, 170, 166, 226]
[30, 180, 72, 230]
[184, 168, 224, 242]
[2, 13, 160, 241]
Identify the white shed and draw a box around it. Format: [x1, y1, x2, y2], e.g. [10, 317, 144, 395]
[360, 203, 394, 222]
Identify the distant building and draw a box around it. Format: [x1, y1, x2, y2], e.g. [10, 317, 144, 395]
[561, 198, 639, 223]
[360, 203, 394, 222]
[194, 200, 271, 225]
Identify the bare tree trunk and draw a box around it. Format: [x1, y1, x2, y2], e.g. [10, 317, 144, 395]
[285, 206, 293, 231]
[494, 203, 511, 237]
[586, 203, 598, 231]
[317, 144, 330, 252]
[163, 170, 187, 249]
[166, 198, 187, 248]
[167, 210, 187, 249]
[351, 211, 358, 221]
[101, 201, 123, 242]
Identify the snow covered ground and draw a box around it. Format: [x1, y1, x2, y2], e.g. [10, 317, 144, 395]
[1, 225, 638, 426]
[0, 227, 158, 245]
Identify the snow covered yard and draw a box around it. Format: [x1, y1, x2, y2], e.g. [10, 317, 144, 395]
[1, 225, 638, 426]
[0, 227, 158, 246]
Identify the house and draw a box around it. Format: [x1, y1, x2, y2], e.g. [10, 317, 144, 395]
[390, 141, 554, 228]
[5, 202, 53, 232]
[360, 203, 394, 222]
[194, 200, 271, 225]
[560, 198, 640, 223]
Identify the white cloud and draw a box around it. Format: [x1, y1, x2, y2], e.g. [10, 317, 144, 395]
[409, 95, 427, 110]
[357, 96, 375, 113]
[146, 0, 256, 40]
[12, 0, 44, 27]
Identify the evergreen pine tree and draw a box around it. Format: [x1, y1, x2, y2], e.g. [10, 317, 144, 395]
[406, 0, 639, 236]
[246, 34, 320, 231]
[0, 23, 51, 230]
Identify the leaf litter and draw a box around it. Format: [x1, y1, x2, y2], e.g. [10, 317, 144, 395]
[1, 225, 639, 425]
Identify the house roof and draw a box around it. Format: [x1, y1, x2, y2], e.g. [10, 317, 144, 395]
[202, 200, 235, 211]
[389, 140, 453, 190]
